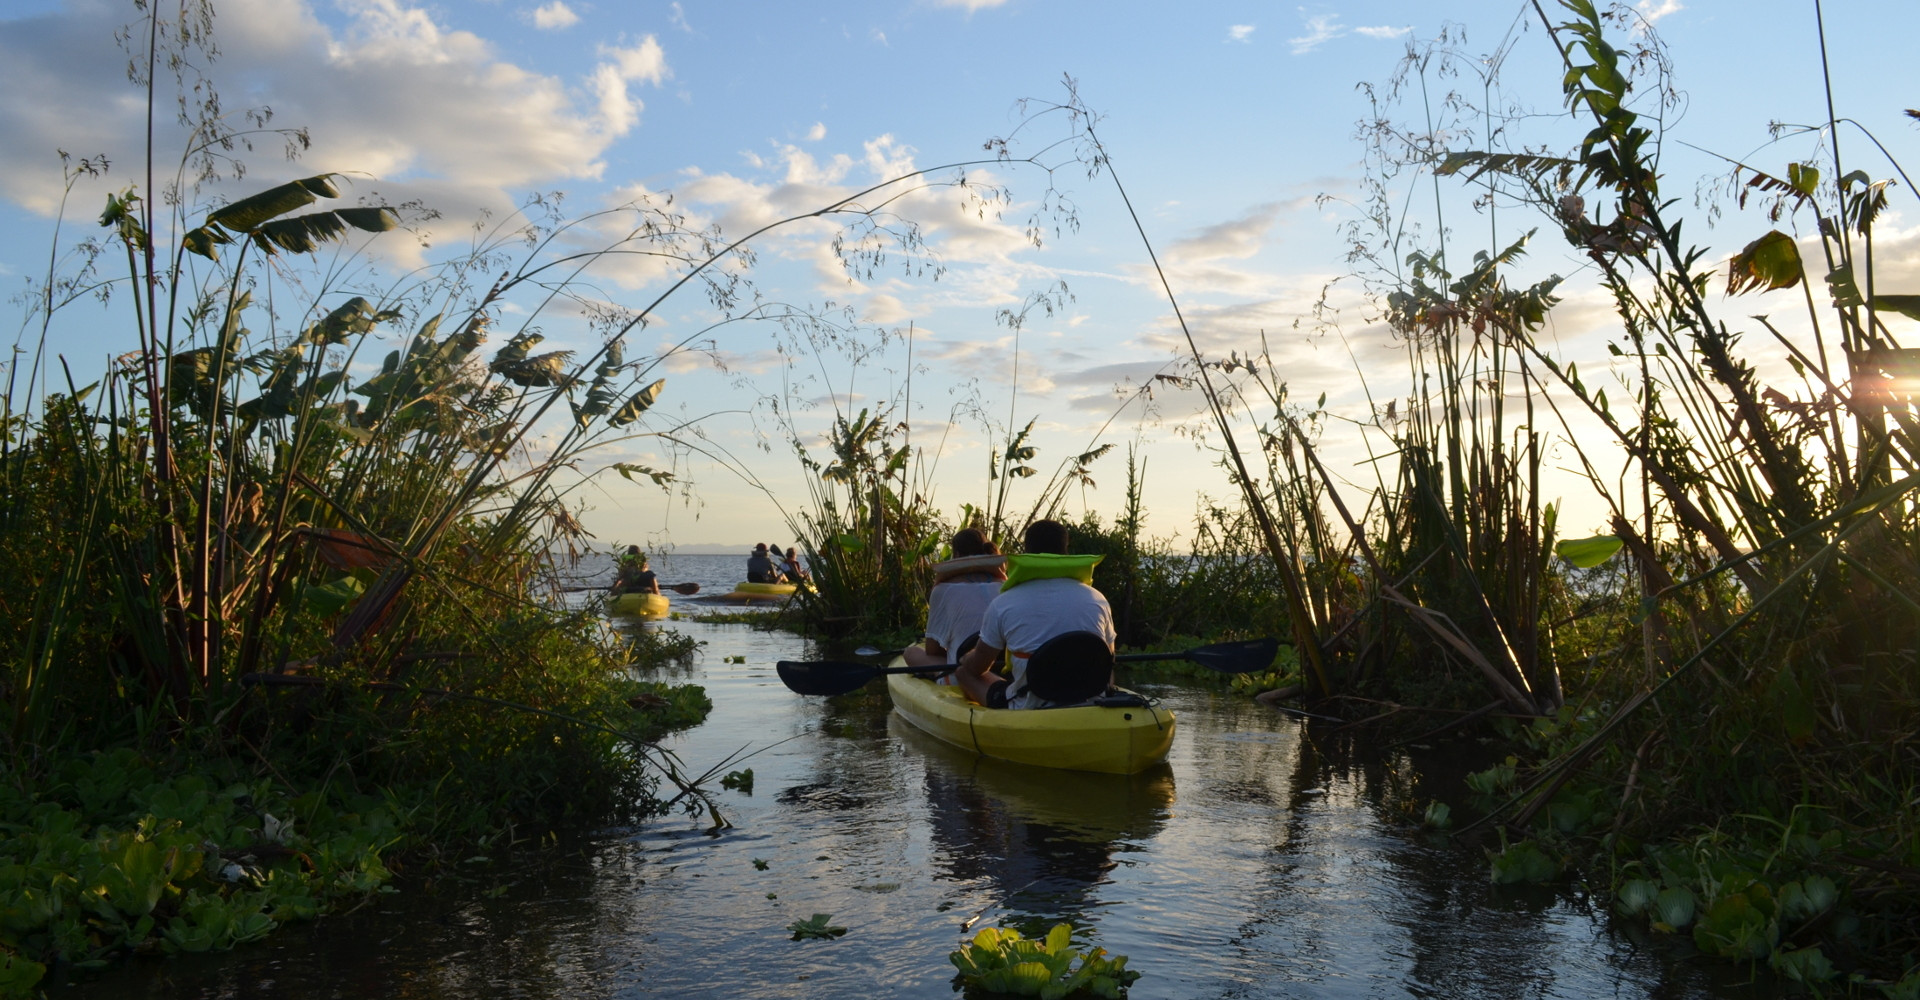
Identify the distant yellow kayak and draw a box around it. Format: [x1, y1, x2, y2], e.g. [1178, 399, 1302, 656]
[719, 580, 809, 601]
[608, 592, 670, 619]
[886, 661, 1175, 775]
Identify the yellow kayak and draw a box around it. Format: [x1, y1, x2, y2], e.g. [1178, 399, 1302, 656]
[886, 663, 1175, 775]
[608, 592, 670, 619]
[719, 580, 808, 601]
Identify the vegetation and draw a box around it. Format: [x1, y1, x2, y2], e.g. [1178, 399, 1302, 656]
[1101, 0, 1920, 982]
[948, 923, 1141, 999]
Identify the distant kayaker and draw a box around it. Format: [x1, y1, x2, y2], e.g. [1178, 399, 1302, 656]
[746, 543, 786, 584]
[903, 528, 1005, 678]
[782, 545, 811, 584]
[953, 519, 1115, 709]
[612, 546, 661, 596]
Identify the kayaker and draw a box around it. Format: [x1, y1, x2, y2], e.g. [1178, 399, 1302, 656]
[782, 546, 811, 583]
[611, 546, 661, 596]
[903, 528, 1005, 678]
[746, 543, 786, 584]
[953, 519, 1115, 709]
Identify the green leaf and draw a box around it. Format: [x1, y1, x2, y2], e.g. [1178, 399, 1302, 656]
[1787, 161, 1821, 197]
[1654, 886, 1696, 929]
[497, 350, 573, 388]
[1827, 266, 1865, 308]
[609, 379, 666, 427]
[206, 174, 339, 231]
[0, 952, 47, 994]
[613, 463, 675, 490]
[1617, 878, 1659, 917]
[304, 574, 367, 617]
[1872, 295, 1920, 321]
[1727, 230, 1803, 295]
[1555, 534, 1623, 568]
[786, 912, 847, 940]
[1489, 839, 1561, 883]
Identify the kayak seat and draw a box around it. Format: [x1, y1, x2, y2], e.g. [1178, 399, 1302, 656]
[1090, 690, 1150, 708]
[1020, 630, 1115, 705]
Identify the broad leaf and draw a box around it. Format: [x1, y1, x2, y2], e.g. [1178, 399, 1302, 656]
[1554, 534, 1623, 568]
[206, 174, 340, 231]
[1872, 295, 1920, 322]
[1727, 230, 1803, 295]
[609, 379, 665, 427]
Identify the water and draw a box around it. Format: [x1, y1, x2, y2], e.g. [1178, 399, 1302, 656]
[60, 591, 1765, 999]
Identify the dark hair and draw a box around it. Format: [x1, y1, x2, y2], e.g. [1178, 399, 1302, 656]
[625, 544, 641, 556]
[950, 527, 994, 558]
[753, 543, 768, 552]
[1022, 519, 1069, 555]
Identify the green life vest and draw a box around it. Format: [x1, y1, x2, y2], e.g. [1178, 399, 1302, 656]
[1001, 553, 1103, 591]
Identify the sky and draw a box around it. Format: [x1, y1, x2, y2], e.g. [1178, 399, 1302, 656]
[2, 0, 1916, 552]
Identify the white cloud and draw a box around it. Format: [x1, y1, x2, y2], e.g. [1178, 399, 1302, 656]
[805, 122, 827, 142]
[530, 1, 579, 30]
[863, 293, 912, 325]
[1636, 0, 1683, 25]
[0, 0, 662, 225]
[591, 36, 669, 136]
[935, 0, 1010, 11]
[1227, 24, 1255, 42]
[669, 1, 691, 32]
[1289, 13, 1342, 54]
[1354, 25, 1410, 39]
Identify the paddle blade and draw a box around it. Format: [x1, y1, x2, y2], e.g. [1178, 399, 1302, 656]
[1185, 637, 1282, 674]
[776, 660, 881, 697]
[670, 582, 701, 594]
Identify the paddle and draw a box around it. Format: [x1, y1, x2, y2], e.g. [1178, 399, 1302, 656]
[777, 637, 1283, 697]
[562, 581, 701, 595]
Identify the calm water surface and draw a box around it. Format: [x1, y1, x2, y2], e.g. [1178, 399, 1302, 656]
[63, 555, 1764, 998]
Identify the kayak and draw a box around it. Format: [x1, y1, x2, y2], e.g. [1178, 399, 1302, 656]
[886, 662, 1175, 775]
[718, 580, 808, 601]
[608, 592, 670, 619]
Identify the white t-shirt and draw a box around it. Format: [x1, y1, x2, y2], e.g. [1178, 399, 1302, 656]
[977, 577, 1115, 709]
[924, 580, 1001, 669]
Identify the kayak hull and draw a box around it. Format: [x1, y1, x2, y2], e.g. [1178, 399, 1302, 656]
[886, 664, 1175, 775]
[720, 580, 806, 601]
[609, 592, 670, 619]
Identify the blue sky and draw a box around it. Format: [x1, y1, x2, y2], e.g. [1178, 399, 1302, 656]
[3, 0, 1916, 551]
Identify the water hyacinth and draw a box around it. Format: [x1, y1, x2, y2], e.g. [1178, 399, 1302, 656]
[948, 924, 1142, 999]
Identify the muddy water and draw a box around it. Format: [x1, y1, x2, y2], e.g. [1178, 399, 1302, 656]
[64, 560, 1762, 998]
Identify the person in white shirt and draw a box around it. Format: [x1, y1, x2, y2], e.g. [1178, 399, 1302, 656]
[954, 519, 1115, 709]
[904, 528, 1005, 679]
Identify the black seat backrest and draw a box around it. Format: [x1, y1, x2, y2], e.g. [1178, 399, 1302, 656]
[1019, 630, 1114, 705]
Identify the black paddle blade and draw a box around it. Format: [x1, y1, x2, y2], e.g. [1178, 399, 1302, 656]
[776, 660, 881, 697]
[1184, 637, 1281, 674]
[669, 582, 701, 594]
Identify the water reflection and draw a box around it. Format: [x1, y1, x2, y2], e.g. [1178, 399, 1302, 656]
[898, 715, 1175, 937]
[54, 621, 1758, 1000]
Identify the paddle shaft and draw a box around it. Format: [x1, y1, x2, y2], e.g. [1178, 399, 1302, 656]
[779, 637, 1282, 697]
[564, 581, 700, 594]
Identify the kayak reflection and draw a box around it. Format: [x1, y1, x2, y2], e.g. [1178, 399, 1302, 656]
[890, 713, 1174, 931]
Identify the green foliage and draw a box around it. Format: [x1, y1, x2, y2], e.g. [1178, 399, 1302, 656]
[0, 750, 405, 992]
[1489, 839, 1561, 884]
[1552, 535, 1622, 569]
[786, 913, 846, 941]
[785, 407, 941, 639]
[948, 924, 1142, 999]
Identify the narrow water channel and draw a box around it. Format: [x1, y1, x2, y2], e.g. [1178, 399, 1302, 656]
[66, 555, 1766, 999]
